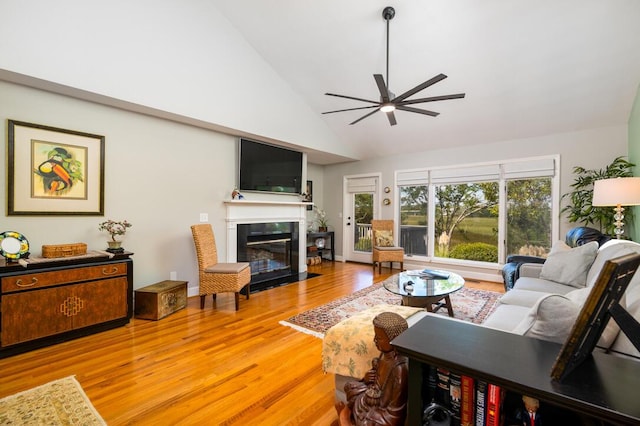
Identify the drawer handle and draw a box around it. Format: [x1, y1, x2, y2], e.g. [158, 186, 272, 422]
[102, 266, 120, 275]
[16, 277, 38, 287]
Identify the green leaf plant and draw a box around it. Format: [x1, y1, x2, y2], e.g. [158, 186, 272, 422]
[561, 156, 636, 237]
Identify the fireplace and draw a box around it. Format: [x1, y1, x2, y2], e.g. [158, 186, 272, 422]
[225, 200, 310, 292]
[237, 222, 301, 292]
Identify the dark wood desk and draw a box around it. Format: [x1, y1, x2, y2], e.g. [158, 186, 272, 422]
[392, 315, 640, 425]
[307, 231, 335, 261]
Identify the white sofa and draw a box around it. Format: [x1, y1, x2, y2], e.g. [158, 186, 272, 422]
[324, 238, 640, 402]
[483, 238, 640, 359]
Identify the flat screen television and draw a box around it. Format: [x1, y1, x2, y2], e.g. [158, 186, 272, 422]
[238, 138, 303, 195]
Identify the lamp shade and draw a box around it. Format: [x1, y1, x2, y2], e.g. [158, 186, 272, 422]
[592, 177, 640, 206]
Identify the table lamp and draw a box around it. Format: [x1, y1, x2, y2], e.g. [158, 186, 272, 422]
[592, 177, 640, 238]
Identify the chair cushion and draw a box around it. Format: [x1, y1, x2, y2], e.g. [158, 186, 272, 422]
[205, 262, 250, 274]
[539, 240, 598, 288]
[374, 230, 394, 247]
[374, 246, 404, 251]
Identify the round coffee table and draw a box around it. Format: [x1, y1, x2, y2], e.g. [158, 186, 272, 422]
[382, 270, 465, 316]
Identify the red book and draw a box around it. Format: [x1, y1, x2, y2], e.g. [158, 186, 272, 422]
[460, 375, 475, 426]
[486, 383, 502, 426]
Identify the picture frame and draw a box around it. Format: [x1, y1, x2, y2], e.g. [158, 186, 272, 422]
[550, 253, 640, 382]
[7, 120, 105, 216]
[305, 180, 313, 210]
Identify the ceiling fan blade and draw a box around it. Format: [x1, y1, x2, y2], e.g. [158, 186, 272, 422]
[398, 93, 466, 106]
[325, 93, 379, 104]
[374, 74, 391, 102]
[386, 111, 397, 126]
[350, 109, 380, 125]
[396, 105, 440, 117]
[322, 105, 380, 115]
[393, 74, 448, 102]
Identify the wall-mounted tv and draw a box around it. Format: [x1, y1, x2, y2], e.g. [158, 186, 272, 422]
[238, 138, 303, 195]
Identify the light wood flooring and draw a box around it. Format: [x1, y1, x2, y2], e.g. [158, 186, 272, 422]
[0, 261, 502, 425]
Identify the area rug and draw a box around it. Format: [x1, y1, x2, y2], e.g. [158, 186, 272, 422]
[280, 283, 501, 338]
[0, 376, 106, 425]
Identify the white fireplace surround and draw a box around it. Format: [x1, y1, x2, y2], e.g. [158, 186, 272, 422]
[225, 200, 309, 274]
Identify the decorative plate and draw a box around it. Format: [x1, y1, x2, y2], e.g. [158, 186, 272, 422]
[315, 238, 326, 249]
[0, 231, 30, 260]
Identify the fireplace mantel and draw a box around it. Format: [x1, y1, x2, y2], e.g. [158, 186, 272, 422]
[225, 200, 309, 273]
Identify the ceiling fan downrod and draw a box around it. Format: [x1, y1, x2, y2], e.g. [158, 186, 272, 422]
[383, 6, 395, 92]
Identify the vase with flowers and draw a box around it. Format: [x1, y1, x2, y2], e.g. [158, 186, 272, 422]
[99, 219, 132, 253]
[314, 206, 329, 232]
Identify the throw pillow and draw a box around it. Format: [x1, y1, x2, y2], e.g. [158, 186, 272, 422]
[512, 294, 579, 343]
[539, 240, 598, 288]
[374, 230, 394, 247]
[565, 287, 621, 349]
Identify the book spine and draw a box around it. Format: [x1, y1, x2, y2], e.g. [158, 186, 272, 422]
[426, 365, 438, 403]
[449, 371, 462, 426]
[486, 383, 502, 426]
[460, 375, 475, 426]
[475, 380, 487, 426]
[435, 367, 451, 408]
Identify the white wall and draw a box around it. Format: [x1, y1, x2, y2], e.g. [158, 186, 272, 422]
[0, 81, 298, 294]
[321, 125, 629, 279]
[0, 0, 353, 161]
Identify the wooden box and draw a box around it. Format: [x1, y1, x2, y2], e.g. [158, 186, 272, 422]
[42, 242, 87, 258]
[135, 280, 188, 320]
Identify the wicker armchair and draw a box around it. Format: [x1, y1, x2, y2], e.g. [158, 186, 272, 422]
[371, 219, 404, 274]
[190, 224, 251, 310]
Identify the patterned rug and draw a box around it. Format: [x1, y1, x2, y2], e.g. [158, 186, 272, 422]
[280, 283, 502, 338]
[0, 376, 106, 425]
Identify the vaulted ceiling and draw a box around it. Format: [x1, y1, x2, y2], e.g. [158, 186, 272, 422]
[212, 0, 640, 162]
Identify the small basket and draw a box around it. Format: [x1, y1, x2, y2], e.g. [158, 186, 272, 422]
[42, 242, 87, 258]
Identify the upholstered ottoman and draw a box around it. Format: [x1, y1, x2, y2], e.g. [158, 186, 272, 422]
[321, 303, 428, 403]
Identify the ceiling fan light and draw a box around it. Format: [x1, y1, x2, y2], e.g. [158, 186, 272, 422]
[380, 103, 396, 113]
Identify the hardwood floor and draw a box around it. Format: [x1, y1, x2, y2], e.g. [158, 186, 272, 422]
[0, 262, 502, 425]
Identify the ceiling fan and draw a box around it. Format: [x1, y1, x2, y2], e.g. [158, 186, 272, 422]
[322, 6, 465, 126]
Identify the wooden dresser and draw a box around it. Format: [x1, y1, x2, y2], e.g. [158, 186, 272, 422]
[0, 252, 133, 358]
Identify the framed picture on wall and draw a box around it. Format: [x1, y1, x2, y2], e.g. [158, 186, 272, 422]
[305, 180, 313, 210]
[7, 120, 105, 215]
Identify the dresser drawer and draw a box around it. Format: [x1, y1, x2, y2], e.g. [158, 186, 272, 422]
[1, 262, 128, 293]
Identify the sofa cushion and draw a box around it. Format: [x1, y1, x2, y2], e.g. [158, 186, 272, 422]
[512, 294, 579, 343]
[586, 240, 639, 288]
[481, 304, 532, 332]
[511, 277, 576, 295]
[609, 297, 640, 359]
[539, 240, 598, 288]
[565, 287, 620, 348]
[497, 289, 550, 308]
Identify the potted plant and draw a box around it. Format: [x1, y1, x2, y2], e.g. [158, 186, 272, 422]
[314, 206, 329, 232]
[562, 156, 635, 236]
[99, 219, 132, 252]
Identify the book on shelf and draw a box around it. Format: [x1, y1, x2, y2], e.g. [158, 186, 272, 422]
[486, 383, 502, 426]
[435, 367, 451, 408]
[474, 380, 487, 426]
[460, 375, 475, 426]
[449, 371, 462, 424]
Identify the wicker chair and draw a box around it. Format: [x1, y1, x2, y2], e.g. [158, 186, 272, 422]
[371, 219, 404, 274]
[190, 224, 251, 310]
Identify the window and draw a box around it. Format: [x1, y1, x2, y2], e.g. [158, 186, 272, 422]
[395, 157, 557, 265]
[506, 178, 552, 257]
[434, 182, 499, 262]
[399, 185, 428, 256]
